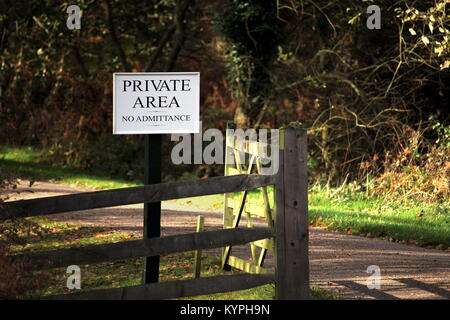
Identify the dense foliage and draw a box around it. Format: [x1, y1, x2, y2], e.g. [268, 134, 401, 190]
[0, 1, 448, 201]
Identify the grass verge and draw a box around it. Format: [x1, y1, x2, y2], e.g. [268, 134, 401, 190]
[0, 146, 138, 189]
[308, 185, 449, 249]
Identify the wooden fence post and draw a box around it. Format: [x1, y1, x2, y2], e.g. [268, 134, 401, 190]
[275, 126, 309, 299]
[194, 215, 204, 278]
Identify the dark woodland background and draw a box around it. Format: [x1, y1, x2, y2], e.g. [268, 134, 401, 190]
[0, 0, 448, 201]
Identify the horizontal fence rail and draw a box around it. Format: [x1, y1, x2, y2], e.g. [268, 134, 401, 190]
[0, 174, 276, 220]
[43, 273, 275, 300]
[12, 227, 273, 269]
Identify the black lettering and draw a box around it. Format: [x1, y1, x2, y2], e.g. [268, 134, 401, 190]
[159, 96, 167, 107]
[181, 79, 190, 91]
[159, 80, 170, 91]
[122, 115, 134, 121]
[132, 97, 144, 108]
[123, 80, 132, 92]
[133, 80, 142, 92]
[146, 96, 156, 108]
[170, 79, 181, 91]
[151, 80, 161, 91]
[168, 96, 180, 108]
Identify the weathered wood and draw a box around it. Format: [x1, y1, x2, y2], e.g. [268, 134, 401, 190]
[244, 205, 257, 262]
[274, 139, 286, 297]
[12, 227, 273, 269]
[220, 187, 248, 269]
[227, 135, 273, 160]
[257, 246, 268, 267]
[252, 238, 274, 251]
[227, 256, 271, 274]
[193, 215, 204, 278]
[227, 167, 242, 176]
[256, 158, 275, 228]
[222, 143, 254, 269]
[0, 174, 276, 220]
[253, 161, 272, 268]
[229, 200, 273, 219]
[275, 126, 309, 300]
[228, 165, 277, 176]
[222, 123, 276, 273]
[221, 156, 255, 268]
[222, 122, 235, 269]
[223, 207, 234, 227]
[43, 273, 275, 300]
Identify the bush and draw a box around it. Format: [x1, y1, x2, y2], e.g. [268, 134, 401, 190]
[370, 122, 449, 203]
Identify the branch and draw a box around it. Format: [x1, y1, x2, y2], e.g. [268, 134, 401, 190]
[73, 43, 89, 78]
[145, 25, 176, 72]
[164, 0, 192, 72]
[104, 0, 131, 72]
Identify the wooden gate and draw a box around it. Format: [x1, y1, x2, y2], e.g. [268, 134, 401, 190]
[222, 123, 276, 274]
[1, 125, 309, 300]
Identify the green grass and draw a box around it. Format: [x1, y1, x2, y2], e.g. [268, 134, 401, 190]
[308, 185, 449, 248]
[0, 145, 139, 189]
[229, 185, 449, 248]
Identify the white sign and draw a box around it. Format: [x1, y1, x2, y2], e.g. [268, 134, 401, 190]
[113, 72, 200, 134]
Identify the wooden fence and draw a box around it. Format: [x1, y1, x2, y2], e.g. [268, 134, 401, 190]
[0, 125, 309, 300]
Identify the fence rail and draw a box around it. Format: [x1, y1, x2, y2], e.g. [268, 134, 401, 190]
[0, 174, 276, 220]
[44, 273, 275, 300]
[2, 125, 309, 300]
[12, 227, 273, 269]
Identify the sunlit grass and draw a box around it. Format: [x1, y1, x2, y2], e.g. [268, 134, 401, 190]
[308, 186, 449, 248]
[232, 185, 449, 248]
[0, 145, 138, 189]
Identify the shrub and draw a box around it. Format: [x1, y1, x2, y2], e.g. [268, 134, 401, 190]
[371, 122, 449, 203]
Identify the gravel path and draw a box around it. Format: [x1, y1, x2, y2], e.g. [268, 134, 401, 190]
[5, 180, 449, 300]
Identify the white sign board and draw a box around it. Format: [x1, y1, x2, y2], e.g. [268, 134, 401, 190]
[113, 72, 200, 134]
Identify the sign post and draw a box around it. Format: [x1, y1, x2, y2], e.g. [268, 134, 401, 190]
[113, 72, 200, 284]
[143, 134, 161, 283]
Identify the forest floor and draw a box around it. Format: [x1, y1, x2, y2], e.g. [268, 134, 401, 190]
[5, 180, 449, 300]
